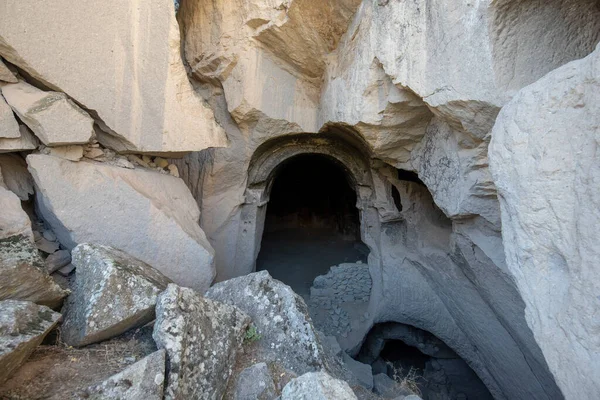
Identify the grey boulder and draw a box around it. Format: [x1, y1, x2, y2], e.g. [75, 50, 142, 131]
[153, 283, 250, 400]
[0, 300, 61, 384]
[61, 243, 171, 347]
[44, 249, 71, 274]
[76, 349, 166, 400]
[280, 371, 357, 400]
[206, 271, 326, 375]
[233, 362, 277, 400]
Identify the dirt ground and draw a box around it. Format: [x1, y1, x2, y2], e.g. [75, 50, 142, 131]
[0, 325, 156, 400]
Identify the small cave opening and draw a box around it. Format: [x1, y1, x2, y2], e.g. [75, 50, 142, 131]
[357, 322, 493, 400]
[256, 153, 368, 298]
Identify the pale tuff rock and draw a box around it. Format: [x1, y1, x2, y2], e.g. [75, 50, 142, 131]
[27, 154, 216, 292]
[0, 300, 61, 384]
[76, 349, 166, 400]
[1, 81, 94, 146]
[280, 371, 357, 400]
[0, 0, 226, 154]
[0, 186, 67, 308]
[0, 154, 34, 200]
[61, 243, 171, 347]
[0, 125, 38, 153]
[45, 145, 84, 161]
[153, 284, 250, 400]
[206, 271, 326, 375]
[0, 94, 19, 138]
[489, 44, 600, 399]
[0, 58, 17, 83]
[233, 362, 277, 400]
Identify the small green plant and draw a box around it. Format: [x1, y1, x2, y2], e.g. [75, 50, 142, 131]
[244, 324, 262, 343]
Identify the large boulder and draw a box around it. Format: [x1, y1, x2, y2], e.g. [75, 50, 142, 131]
[0, 185, 67, 308]
[61, 243, 172, 347]
[1, 81, 94, 145]
[0, 0, 226, 154]
[153, 284, 250, 400]
[280, 371, 357, 400]
[206, 271, 326, 375]
[0, 300, 62, 384]
[76, 349, 166, 400]
[0, 94, 19, 138]
[27, 154, 216, 291]
[489, 44, 600, 399]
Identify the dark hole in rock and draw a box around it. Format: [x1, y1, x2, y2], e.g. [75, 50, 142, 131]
[391, 185, 402, 212]
[257, 154, 367, 298]
[357, 322, 494, 400]
[397, 169, 424, 185]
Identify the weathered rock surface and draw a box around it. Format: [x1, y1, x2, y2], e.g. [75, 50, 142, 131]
[0, 154, 34, 200]
[0, 300, 61, 384]
[1, 81, 94, 146]
[0, 184, 32, 241]
[0, 94, 19, 138]
[206, 271, 326, 375]
[233, 362, 277, 400]
[489, 44, 600, 399]
[0, 187, 66, 308]
[27, 154, 216, 291]
[0, 124, 37, 153]
[0, 0, 226, 153]
[61, 243, 171, 347]
[0, 58, 17, 83]
[372, 373, 411, 398]
[153, 283, 250, 400]
[77, 349, 166, 400]
[280, 371, 357, 400]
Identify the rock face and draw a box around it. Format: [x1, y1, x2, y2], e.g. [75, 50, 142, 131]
[0, 58, 17, 83]
[489, 44, 600, 399]
[0, 300, 62, 384]
[0, 184, 33, 241]
[280, 371, 357, 400]
[206, 271, 326, 375]
[1, 81, 94, 145]
[153, 284, 250, 400]
[27, 154, 216, 291]
[0, 0, 226, 153]
[77, 349, 166, 400]
[233, 362, 277, 400]
[61, 243, 171, 347]
[0, 154, 34, 200]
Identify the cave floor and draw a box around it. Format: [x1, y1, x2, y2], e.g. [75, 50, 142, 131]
[256, 228, 367, 299]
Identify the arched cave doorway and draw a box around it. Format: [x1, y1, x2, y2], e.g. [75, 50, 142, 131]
[256, 153, 368, 298]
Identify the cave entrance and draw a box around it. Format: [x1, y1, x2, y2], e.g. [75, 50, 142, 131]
[256, 153, 367, 298]
[357, 322, 493, 400]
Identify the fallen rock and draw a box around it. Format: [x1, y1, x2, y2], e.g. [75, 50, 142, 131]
[47, 145, 84, 161]
[0, 300, 61, 384]
[0, 187, 66, 308]
[27, 154, 216, 291]
[1, 81, 94, 146]
[0, 153, 34, 200]
[0, 0, 226, 153]
[56, 263, 75, 277]
[76, 349, 166, 400]
[489, 43, 600, 399]
[342, 353, 373, 390]
[35, 236, 59, 254]
[44, 249, 71, 273]
[61, 243, 171, 347]
[0, 125, 38, 153]
[280, 371, 357, 400]
[233, 362, 277, 400]
[153, 283, 250, 400]
[0, 94, 19, 138]
[206, 271, 326, 375]
[0, 58, 18, 83]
